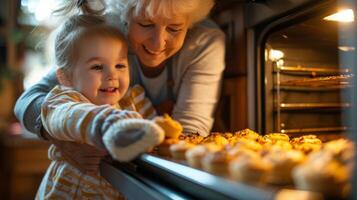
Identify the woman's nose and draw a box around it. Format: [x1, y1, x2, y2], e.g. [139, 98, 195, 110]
[151, 27, 167, 51]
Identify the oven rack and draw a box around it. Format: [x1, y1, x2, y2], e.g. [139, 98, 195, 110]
[278, 74, 354, 87]
[280, 126, 348, 134]
[274, 66, 351, 76]
[276, 103, 351, 111]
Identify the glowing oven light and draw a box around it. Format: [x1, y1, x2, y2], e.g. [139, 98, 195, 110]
[324, 9, 355, 22]
[338, 46, 355, 52]
[269, 49, 284, 61]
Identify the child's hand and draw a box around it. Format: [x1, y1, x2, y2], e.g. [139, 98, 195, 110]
[102, 119, 164, 161]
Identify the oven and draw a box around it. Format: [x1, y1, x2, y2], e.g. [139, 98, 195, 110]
[244, 0, 356, 138]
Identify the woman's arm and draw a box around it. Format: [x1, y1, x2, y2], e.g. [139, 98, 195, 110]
[173, 21, 226, 137]
[14, 70, 58, 137]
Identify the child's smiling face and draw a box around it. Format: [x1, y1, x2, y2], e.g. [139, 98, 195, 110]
[69, 36, 129, 106]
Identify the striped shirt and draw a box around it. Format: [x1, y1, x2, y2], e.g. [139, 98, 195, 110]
[37, 84, 155, 199]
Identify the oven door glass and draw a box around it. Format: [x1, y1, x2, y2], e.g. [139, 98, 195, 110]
[264, 6, 354, 139]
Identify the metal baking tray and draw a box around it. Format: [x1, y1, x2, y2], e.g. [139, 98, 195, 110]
[101, 154, 323, 200]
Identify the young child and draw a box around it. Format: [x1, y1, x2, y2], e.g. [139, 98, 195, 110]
[36, 3, 165, 200]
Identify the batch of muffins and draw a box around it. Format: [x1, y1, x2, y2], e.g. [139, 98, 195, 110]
[153, 115, 355, 198]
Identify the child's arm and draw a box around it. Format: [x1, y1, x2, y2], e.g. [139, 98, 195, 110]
[41, 86, 142, 149]
[42, 86, 164, 161]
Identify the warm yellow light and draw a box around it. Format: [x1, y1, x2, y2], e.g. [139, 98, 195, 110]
[338, 46, 355, 51]
[269, 49, 284, 61]
[324, 9, 354, 22]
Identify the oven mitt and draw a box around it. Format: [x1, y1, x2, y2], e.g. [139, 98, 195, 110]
[102, 119, 164, 161]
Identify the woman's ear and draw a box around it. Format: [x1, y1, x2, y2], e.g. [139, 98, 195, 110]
[56, 69, 72, 87]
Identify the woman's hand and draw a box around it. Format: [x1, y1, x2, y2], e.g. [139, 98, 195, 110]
[155, 100, 175, 115]
[43, 131, 108, 175]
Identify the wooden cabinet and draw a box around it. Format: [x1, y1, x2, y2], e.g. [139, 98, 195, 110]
[212, 2, 248, 131]
[213, 1, 247, 76]
[0, 133, 50, 200]
[0, 0, 22, 130]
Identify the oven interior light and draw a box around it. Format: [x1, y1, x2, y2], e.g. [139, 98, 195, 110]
[269, 49, 284, 61]
[276, 59, 284, 66]
[323, 9, 355, 22]
[338, 46, 355, 51]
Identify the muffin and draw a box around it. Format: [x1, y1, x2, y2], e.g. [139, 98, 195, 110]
[185, 143, 221, 169]
[227, 135, 240, 146]
[170, 141, 195, 160]
[221, 132, 234, 140]
[232, 138, 263, 152]
[201, 134, 229, 147]
[323, 139, 355, 164]
[270, 140, 293, 151]
[263, 133, 290, 143]
[263, 149, 306, 185]
[229, 150, 271, 185]
[179, 133, 204, 144]
[293, 150, 351, 198]
[201, 151, 232, 176]
[234, 129, 260, 140]
[291, 135, 321, 144]
[291, 135, 322, 154]
[156, 138, 179, 157]
[153, 114, 183, 139]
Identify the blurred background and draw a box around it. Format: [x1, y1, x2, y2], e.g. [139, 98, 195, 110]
[0, 0, 63, 199]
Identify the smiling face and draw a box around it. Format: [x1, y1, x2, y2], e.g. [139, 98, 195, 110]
[127, 14, 189, 68]
[63, 36, 129, 106]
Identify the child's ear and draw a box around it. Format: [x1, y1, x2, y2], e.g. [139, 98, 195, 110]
[56, 69, 72, 87]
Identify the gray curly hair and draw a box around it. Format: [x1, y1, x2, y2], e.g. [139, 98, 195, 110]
[106, 0, 215, 27]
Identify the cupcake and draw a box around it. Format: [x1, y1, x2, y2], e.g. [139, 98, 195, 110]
[293, 150, 351, 198]
[222, 132, 234, 140]
[201, 134, 229, 147]
[201, 151, 232, 176]
[185, 143, 221, 169]
[179, 133, 204, 144]
[323, 139, 355, 164]
[263, 133, 290, 143]
[234, 129, 260, 140]
[153, 114, 183, 139]
[233, 138, 263, 152]
[156, 138, 179, 157]
[264, 149, 306, 185]
[270, 140, 293, 151]
[291, 135, 322, 154]
[170, 141, 195, 160]
[229, 150, 271, 185]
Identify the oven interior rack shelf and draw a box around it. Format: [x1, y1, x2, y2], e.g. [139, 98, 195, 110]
[274, 66, 351, 76]
[276, 103, 351, 111]
[278, 74, 354, 87]
[271, 65, 353, 134]
[281, 126, 348, 134]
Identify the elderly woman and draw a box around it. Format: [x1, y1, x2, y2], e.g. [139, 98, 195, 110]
[14, 0, 225, 173]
